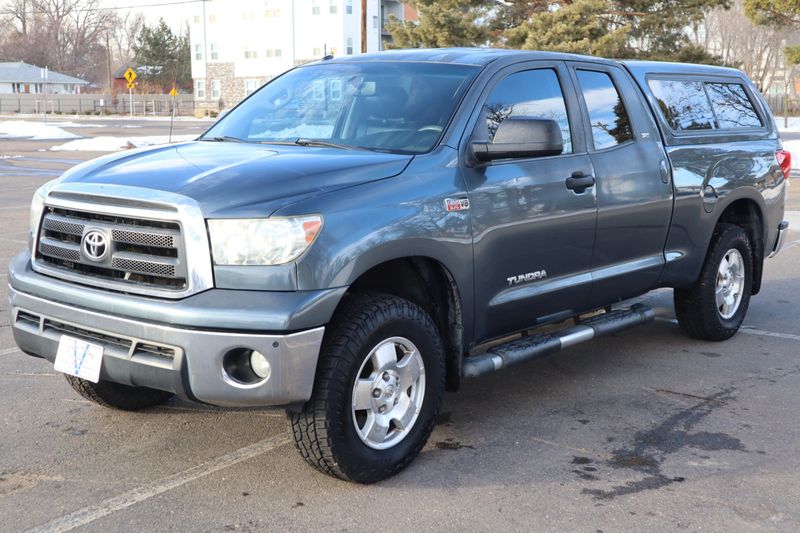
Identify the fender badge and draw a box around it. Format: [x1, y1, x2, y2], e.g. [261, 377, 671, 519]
[444, 198, 470, 212]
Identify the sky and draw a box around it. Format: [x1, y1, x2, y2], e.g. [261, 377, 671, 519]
[99, 0, 199, 30]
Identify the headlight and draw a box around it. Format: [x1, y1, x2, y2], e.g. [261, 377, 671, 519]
[207, 215, 323, 266]
[29, 180, 57, 238]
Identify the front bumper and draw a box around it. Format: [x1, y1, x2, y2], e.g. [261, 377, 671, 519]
[7, 252, 342, 407]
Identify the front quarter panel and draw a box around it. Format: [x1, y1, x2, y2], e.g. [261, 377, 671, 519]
[275, 146, 475, 343]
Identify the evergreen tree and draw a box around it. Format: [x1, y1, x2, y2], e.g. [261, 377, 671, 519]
[132, 19, 190, 91]
[744, 0, 800, 62]
[384, 0, 491, 48]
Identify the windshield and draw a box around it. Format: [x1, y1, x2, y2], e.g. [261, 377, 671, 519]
[202, 61, 480, 154]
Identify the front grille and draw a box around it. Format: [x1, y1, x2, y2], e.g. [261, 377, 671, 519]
[36, 207, 188, 291]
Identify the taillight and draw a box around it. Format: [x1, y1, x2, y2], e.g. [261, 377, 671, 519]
[776, 149, 791, 181]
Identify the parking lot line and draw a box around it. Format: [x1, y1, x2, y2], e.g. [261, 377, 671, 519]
[657, 317, 800, 341]
[0, 346, 21, 356]
[24, 432, 291, 533]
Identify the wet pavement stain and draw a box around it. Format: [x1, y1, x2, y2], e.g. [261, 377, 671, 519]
[435, 438, 475, 451]
[579, 388, 745, 500]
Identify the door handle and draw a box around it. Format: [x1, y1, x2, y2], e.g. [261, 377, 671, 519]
[566, 172, 596, 192]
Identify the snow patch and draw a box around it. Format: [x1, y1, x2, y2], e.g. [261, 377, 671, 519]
[0, 120, 79, 140]
[251, 124, 335, 140]
[50, 135, 196, 152]
[0, 155, 22, 159]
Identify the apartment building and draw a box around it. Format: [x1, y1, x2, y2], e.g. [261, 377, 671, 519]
[190, 0, 413, 112]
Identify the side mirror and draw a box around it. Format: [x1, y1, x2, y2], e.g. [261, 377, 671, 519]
[471, 117, 564, 162]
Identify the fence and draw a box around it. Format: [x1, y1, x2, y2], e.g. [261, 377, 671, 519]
[0, 93, 197, 116]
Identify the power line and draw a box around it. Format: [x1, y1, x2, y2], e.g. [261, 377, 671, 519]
[0, 0, 207, 16]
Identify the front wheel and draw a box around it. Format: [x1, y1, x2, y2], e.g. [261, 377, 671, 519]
[64, 375, 174, 410]
[674, 223, 754, 341]
[288, 293, 445, 483]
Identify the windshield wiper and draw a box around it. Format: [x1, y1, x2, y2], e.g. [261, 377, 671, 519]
[202, 135, 248, 143]
[293, 138, 356, 150]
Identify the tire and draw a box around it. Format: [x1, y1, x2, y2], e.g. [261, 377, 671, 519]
[64, 375, 174, 411]
[674, 223, 754, 341]
[288, 293, 445, 483]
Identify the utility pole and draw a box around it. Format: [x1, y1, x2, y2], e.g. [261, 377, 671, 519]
[361, 0, 367, 53]
[105, 31, 112, 106]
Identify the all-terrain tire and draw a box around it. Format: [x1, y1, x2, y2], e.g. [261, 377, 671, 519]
[288, 293, 445, 483]
[674, 223, 754, 341]
[64, 375, 174, 410]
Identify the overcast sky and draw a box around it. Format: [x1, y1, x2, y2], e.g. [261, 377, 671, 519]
[100, 0, 197, 30]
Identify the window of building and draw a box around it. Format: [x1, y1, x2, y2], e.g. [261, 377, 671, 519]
[194, 44, 203, 61]
[244, 49, 258, 59]
[480, 68, 572, 153]
[242, 11, 256, 21]
[312, 0, 320, 15]
[195, 79, 206, 99]
[209, 15, 216, 23]
[245, 79, 260, 96]
[346, 37, 354, 55]
[329, 0, 337, 14]
[313, 47, 322, 56]
[313, 80, 325, 100]
[330, 46, 338, 55]
[209, 43, 218, 61]
[373, 15, 378, 29]
[193, 15, 200, 23]
[274, 48, 282, 57]
[648, 79, 715, 131]
[705, 82, 762, 129]
[576, 70, 633, 150]
[346, 0, 353, 14]
[330, 79, 342, 101]
[211, 80, 221, 100]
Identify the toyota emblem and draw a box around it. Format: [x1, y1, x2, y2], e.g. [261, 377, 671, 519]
[82, 230, 108, 261]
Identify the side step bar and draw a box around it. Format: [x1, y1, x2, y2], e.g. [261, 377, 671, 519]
[462, 304, 655, 378]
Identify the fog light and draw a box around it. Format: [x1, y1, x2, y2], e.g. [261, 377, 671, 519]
[250, 350, 271, 380]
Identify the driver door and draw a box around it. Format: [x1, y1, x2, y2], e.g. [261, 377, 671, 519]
[460, 62, 598, 342]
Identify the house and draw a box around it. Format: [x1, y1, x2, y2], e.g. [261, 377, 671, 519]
[189, 0, 416, 112]
[0, 62, 88, 95]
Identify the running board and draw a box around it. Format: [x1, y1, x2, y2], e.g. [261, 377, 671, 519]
[462, 304, 655, 378]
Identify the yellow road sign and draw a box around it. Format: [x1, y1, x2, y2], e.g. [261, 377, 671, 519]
[169, 88, 178, 97]
[123, 68, 137, 83]
[127, 81, 135, 89]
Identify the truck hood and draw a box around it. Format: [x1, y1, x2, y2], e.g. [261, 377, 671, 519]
[57, 141, 413, 217]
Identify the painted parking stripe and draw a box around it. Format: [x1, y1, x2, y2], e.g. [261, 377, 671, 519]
[25, 432, 291, 533]
[0, 347, 20, 356]
[657, 317, 800, 341]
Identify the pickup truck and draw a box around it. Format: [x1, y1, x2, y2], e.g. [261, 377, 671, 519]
[8, 48, 790, 483]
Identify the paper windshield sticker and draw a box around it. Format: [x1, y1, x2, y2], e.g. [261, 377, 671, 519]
[54, 335, 104, 383]
[444, 198, 470, 212]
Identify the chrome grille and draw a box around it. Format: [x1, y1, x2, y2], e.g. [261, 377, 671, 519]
[36, 207, 187, 291]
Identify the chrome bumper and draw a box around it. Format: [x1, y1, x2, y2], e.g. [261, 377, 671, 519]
[769, 220, 790, 258]
[9, 286, 324, 408]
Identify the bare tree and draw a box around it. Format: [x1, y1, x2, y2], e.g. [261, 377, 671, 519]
[695, 0, 792, 92]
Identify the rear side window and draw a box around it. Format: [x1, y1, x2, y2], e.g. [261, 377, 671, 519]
[648, 78, 763, 132]
[648, 80, 715, 131]
[705, 83, 762, 128]
[481, 68, 572, 153]
[576, 70, 633, 150]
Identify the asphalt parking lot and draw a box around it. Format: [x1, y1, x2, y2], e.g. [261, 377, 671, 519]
[1, 117, 800, 532]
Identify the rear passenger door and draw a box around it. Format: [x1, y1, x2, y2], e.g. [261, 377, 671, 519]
[567, 62, 674, 306]
[461, 62, 597, 342]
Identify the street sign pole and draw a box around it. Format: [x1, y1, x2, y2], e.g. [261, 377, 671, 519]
[123, 68, 138, 119]
[129, 86, 133, 118]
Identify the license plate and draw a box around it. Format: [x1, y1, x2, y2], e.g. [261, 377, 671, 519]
[54, 335, 104, 383]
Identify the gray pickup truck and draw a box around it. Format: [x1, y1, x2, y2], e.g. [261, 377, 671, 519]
[8, 48, 789, 483]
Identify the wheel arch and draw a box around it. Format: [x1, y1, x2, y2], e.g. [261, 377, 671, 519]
[333, 256, 466, 392]
[713, 192, 765, 294]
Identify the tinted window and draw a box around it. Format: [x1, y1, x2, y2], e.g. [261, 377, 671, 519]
[648, 79, 716, 131]
[705, 82, 762, 128]
[577, 70, 633, 150]
[481, 69, 572, 153]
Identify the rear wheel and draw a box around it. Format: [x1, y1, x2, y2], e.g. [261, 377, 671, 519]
[288, 293, 445, 483]
[64, 375, 173, 411]
[674, 224, 753, 341]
